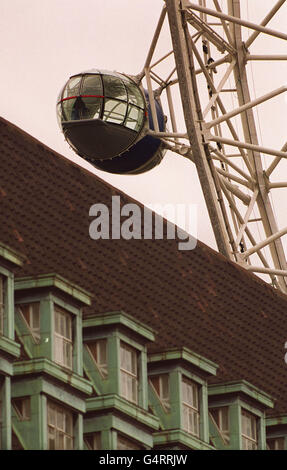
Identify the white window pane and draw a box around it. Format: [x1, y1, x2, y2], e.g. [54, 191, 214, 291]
[65, 436, 73, 450]
[65, 341, 73, 368]
[48, 406, 56, 426]
[120, 345, 125, 368]
[57, 410, 64, 431]
[127, 374, 133, 399]
[54, 336, 62, 363]
[221, 407, 229, 431]
[131, 351, 137, 375]
[182, 377, 200, 437]
[161, 375, 169, 400]
[47, 401, 73, 450]
[98, 339, 107, 365]
[194, 411, 199, 436]
[31, 303, 40, 329]
[241, 409, 258, 450]
[54, 307, 73, 368]
[57, 432, 64, 449]
[120, 343, 139, 404]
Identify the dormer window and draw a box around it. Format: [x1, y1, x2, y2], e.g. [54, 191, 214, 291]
[18, 303, 40, 342]
[117, 434, 143, 450]
[54, 306, 73, 369]
[241, 409, 258, 450]
[120, 341, 138, 404]
[150, 374, 170, 411]
[86, 339, 108, 378]
[182, 376, 200, 437]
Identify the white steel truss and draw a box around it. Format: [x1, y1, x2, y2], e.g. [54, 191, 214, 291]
[136, 0, 287, 292]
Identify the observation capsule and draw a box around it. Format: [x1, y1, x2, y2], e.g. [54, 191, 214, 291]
[57, 69, 166, 174]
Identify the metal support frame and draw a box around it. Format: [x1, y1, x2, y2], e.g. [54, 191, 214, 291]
[138, 0, 287, 292]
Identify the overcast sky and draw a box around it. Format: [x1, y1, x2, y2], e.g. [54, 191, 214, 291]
[1, 0, 287, 251]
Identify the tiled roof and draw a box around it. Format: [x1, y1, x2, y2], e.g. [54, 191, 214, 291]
[1, 116, 287, 416]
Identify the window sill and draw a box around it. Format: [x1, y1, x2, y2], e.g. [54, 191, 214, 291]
[0, 335, 21, 359]
[153, 429, 215, 450]
[86, 394, 160, 430]
[13, 357, 92, 395]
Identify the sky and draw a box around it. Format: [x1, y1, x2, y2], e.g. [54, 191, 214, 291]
[1, 0, 287, 252]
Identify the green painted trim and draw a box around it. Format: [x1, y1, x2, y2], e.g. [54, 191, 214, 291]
[201, 380, 209, 443]
[51, 294, 81, 316]
[113, 415, 153, 449]
[86, 394, 159, 430]
[239, 398, 265, 418]
[0, 335, 21, 359]
[11, 376, 87, 413]
[84, 414, 113, 434]
[148, 347, 218, 376]
[208, 380, 274, 409]
[40, 394, 47, 450]
[0, 242, 25, 267]
[15, 273, 93, 306]
[13, 358, 93, 396]
[11, 423, 26, 450]
[0, 355, 13, 375]
[153, 429, 215, 450]
[84, 413, 153, 449]
[230, 400, 242, 450]
[2, 376, 12, 449]
[43, 380, 87, 413]
[266, 415, 287, 426]
[83, 311, 155, 342]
